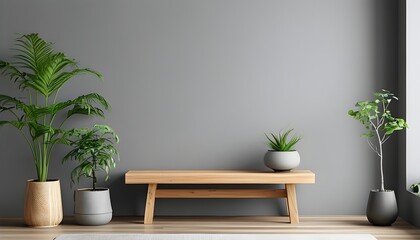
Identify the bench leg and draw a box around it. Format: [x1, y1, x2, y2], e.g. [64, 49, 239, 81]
[144, 183, 157, 224]
[285, 184, 299, 224]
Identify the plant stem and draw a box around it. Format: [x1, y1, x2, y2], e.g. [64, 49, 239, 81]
[369, 118, 385, 192]
[375, 127, 385, 192]
[40, 96, 49, 182]
[36, 138, 42, 180]
[53, 89, 60, 104]
[92, 155, 97, 191]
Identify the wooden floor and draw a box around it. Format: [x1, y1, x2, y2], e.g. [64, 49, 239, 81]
[1, 216, 420, 240]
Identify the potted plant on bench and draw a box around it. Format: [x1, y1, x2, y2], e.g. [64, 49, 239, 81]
[0, 33, 109, 227]
[62, 124, 119, 225]
[264, 129, 302, 171]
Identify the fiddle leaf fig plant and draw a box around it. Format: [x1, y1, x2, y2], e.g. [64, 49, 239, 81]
[62, 125, 119, 191]
[348, 89, 408, 192]
[0, 33, 109, 182]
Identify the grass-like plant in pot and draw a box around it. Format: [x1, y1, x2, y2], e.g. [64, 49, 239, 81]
[264, 129, 302, 171]
[348, 89, 408, 226]
[0, 33, 109, 227]
[62, 124, 119, 226]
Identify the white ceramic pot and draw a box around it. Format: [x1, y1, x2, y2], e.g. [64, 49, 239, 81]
[264, 150, 300, 171]
[74, 188, 113, 225]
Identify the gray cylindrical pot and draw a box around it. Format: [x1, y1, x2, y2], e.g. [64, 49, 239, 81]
[264, 150, 300, 171]
[366, 190, 398, 226]
[74, 188, 112, 226]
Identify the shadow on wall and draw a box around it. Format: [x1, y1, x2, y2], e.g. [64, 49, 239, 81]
[108, 175, 147, 216]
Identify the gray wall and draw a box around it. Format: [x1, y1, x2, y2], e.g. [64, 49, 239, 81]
[0, 0, 399, 217]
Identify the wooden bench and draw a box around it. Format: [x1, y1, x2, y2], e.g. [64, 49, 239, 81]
[125, 170, 315, 224]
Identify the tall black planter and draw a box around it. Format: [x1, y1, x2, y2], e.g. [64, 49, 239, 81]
[366, 190, 398, 226]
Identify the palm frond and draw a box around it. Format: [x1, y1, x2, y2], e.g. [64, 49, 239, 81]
[27, 121, 55, 140]
[4, 34, 102, 97]
[0, 120, 26, 130]
[0, 61, 27, 83]
[14, 33, 53, 74]
[48, 68, 102, 96]
[67, 93, 110, 119]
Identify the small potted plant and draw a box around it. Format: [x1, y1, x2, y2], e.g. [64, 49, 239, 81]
[62, 125, 119, 225]
[410, 183, 420, 194]
[348, 89, 408, 226]
[264, 129, 302, 171]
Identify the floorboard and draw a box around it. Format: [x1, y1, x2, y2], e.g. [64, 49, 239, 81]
[0, 216, 419, 240]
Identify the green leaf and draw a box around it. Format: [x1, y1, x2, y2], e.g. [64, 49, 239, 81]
[361, 133, 374, 138]
[265, 129, 301, 151]
[67, 93, 110, 119]
[27, 121, 55, 140]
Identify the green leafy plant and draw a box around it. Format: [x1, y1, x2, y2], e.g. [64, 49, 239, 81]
[410, 183, 420, 194]
[62, 125, 119, 191]
[265, 129, 301, 151]
[0, 33, 109, 182]
[348, 89, 408, 192]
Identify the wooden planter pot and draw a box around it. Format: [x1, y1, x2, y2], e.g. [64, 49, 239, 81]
[24, 179, 63, 227]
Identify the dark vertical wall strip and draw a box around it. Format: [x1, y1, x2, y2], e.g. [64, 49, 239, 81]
[397, 0, 420, 228]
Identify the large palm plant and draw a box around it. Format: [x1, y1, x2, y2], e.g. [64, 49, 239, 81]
[0, 33, 110, 182]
